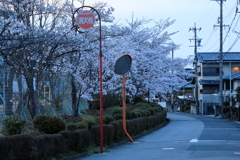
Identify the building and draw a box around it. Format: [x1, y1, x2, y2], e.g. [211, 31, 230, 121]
[194, 52, 240, 115]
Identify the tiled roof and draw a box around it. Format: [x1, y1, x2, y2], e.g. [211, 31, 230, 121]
[183, 84, 195, 88]
[197, 52, 240, 63]
[223, 72, 240, 80]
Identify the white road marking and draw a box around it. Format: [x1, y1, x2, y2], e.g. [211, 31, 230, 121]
[127, 141, 141, 144]
[189, 139, 198, 143]
[162, 148, 174, 150]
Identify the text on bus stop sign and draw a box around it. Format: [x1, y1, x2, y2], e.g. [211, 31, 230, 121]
[76, 10, 95, 29]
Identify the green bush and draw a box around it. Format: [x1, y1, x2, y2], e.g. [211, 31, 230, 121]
[95, 115, 114, 125]
[134, 102, 151, 109]
[131, 111, 138, 118]
[152, 106, 162, 112]
[112, 108, 122, 117]
[66, 123, 78, 131]
[126, 108, 133, 119]
[104, 115, 115, 124]
[132, 109, 144, 117]
[33, 115, 66, 134]
[80, 114, 98, 129]
[133, 96, 144, 104]
[77, 121, 89, 130]
[1, 116, 26, 135]
[143, 110, 151, 117]
[114, 114, 122, 120]
[89, 92, 121, 109]
[148, 108, 156, 115]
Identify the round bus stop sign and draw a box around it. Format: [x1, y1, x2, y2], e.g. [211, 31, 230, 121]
[76, 10, 95, 29]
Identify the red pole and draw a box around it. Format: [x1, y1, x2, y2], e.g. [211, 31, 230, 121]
[99, 21, 104, 153]
[72, 6, 104, 153]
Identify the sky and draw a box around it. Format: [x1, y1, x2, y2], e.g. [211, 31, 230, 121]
[80, 0, 240, 59]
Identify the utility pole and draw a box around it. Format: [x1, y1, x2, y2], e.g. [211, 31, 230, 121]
[171, 49, 174, 112]
[190, 23, 202, 115]
[212, 0, 228, 118]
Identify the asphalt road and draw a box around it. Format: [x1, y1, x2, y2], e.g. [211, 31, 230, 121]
[75, 112, 240, 160]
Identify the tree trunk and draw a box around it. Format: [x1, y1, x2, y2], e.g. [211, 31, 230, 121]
[15, 70, 23, 115]
[5, 68, 15, 115]
[71, 75, 78, 117]
[25, 73, 37, 118]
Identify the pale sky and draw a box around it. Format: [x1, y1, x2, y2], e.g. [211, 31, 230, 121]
[80, 0, 240, 59]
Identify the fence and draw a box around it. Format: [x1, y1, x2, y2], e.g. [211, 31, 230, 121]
[0, 69, 89, 126]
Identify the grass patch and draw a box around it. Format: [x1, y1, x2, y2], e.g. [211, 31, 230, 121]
[87, 147, 109, 156]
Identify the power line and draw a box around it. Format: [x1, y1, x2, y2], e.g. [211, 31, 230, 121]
[223, 1, 238, 44]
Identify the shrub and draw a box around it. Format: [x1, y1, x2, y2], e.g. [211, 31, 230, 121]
[126, 108, 133, 119]
[133, 96, 144, 104]
[152, 106, 162, 112]
[77, 121, 89, 130]
[89, 92, 121, 109]
[235, 86, 240, 93]
[62, 116, 83, 124]
[109, 120, 124, 141]
[143, 110, 151, 117]
[132, 109, 144, 117]
[66, 123, 78, 131]
[148, 108, 156, 115]
[134, 102, 151, 109]
[112, 108, 122, 117]
[87, 121, 98, 129]
[80, 114, 98, 129]
[131, 111, 138, 119]
[32, 115, 48, 128]
[223, 101, 229, 106]
[114, 114, 122, 120]
[149, 102, 159, 107]
[1, 116, 26, 135]
[104, 115, 115, 124]
[33, 115, 66, 134]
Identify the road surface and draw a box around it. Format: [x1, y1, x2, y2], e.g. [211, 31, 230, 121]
[74, 112, 240, 160]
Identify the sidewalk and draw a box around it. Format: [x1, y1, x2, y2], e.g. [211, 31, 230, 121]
[205, 114, 240, 124]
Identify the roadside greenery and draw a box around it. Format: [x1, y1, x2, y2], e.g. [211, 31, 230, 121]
[0, 97, 167, 160]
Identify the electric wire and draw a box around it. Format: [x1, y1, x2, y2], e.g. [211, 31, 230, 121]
[232, 12, 240, 32]
[223, 1, 238, 44]
[197, 0, 240, 66]
[202, 28, 219, 52]
[223, 1, 237, 21]
[196, 1, 212, 25]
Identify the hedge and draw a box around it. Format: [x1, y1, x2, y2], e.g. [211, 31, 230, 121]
[0, 129, 91, 160]
[0, 110, 167, 160]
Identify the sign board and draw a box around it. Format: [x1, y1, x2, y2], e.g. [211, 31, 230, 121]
[114, 54, 132, 75]
[76, 10, 95, 29]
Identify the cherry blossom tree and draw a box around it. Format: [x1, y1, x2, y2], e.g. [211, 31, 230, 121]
[0, 0, 192, 117]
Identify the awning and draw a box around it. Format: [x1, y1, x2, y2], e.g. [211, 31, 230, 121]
[199, 79, 219, 85]
[223, 72, 240, 80]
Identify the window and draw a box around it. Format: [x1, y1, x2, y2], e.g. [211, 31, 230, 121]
[231, 67, 240, 73]
[202, 85, 219, 94]
[203, 67, 219, 76]
[225, 81, 233, 90]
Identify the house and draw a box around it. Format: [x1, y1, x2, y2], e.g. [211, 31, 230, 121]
[178, 68, 195, 112]
[195, 52, 240, 115]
